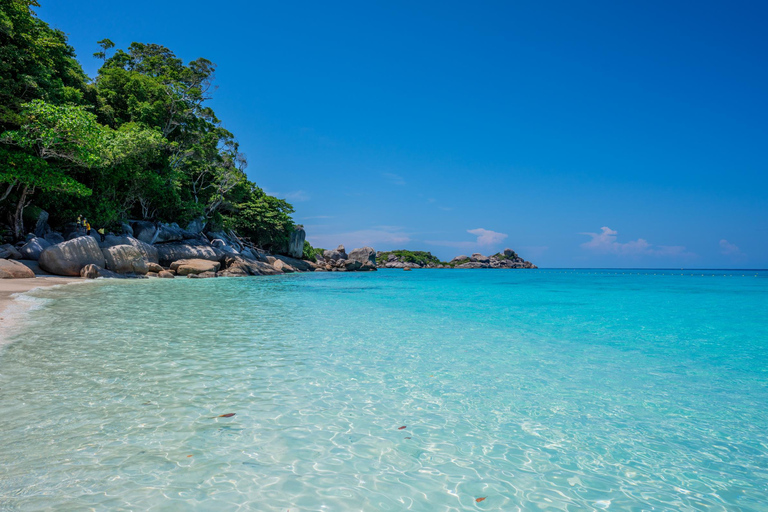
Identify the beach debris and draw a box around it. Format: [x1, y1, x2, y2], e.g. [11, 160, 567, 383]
[398, 426, 407, 430]
[218, 413, 236, 418]
[187, 455, 193, 457]
[476, 497, 487, 502]
[404, 437, 411, 440]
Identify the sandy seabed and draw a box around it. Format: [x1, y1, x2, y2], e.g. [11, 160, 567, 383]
[0, 276, 82, 344]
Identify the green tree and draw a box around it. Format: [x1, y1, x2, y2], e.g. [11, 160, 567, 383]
[228, 187, 295, 252]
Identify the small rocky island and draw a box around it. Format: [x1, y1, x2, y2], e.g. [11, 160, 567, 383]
[376, 249, 537, 269]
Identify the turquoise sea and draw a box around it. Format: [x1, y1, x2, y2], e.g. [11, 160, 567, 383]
[1, 269, 767, 511]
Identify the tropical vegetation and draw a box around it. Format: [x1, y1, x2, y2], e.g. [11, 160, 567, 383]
[0, 0, 303, 253]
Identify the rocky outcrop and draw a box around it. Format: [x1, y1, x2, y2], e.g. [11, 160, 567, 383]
[187, 271, 218, 279]
[314, 245, 377, 272]
[158, 270, 175, 278]
[80, 264, 123, 279]
[223, 256, 281, 276]
[100, 235, 159, 263]
[156, 240, 226, 267]
[102, 245, 149, 275]
[0, 259, 35, 279]
[147, 262, 163, 273]
[170, 258, 221, 276]
[39, 236, 106, 276]
[19, 237, 51, 260]
[273, 254, 314, 272]
[348, 246, 376, 266]
[286, 226, 306, 259]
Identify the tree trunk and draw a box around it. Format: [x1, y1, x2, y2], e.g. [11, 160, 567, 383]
[13, 185, 29, 241]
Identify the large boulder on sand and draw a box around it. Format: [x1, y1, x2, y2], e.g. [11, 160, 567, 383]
[169, 258, 221, 276]
[39, 236, 106, 276]
[100, 235, 159, 263]
[156, 241, 225, 267]
[0, 259, 36, 278]
[286, 226, 306, 259]
[102, 245, 149, 274]
[19, 237, 51, 260]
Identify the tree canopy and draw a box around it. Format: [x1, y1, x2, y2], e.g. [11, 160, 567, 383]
[0, 1, 298, 248]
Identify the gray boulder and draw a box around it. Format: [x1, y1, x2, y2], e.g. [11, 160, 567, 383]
[286, 226, 306, 259]
[0, 244, 22, 260]
[102, 245, 149, 275]
[39, 236, 106, 276]
[503, 248, 517, 258]
[470, 253, 490, 263]
[170, 259, 221, 276]
[131, 221, 157, 244]
[186, 217, 207, 234]
[451, 255, 469, 262]
[19, 237, 51, 260]
[348, 246, 376, 266]
[158, 270, 175, 279]
[223, 256, 280, 276]
[44, 232, 65, 245]
[323, 245, 348, 262]
[121, 222, 134, 236]
[156, 241, 225, 267]
[273, 254, 313, 272]
[100, 235, 159, 263]
[0, 259, 36, 279]
[154, 222, 185, 244]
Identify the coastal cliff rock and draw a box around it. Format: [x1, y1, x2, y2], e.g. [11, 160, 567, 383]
[170, 258, 221, 276]
[286, 227, 306, 259]
[0, 259, 35, 279]
[156, 241, 226, 267]
[39, 236, 106, 276]
[19, 237, 51, 260]
[102, 245, 149, 275]
[323, 245, 347, 262]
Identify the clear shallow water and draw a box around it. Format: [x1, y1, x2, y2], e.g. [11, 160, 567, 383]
[1, 269, 767, 511]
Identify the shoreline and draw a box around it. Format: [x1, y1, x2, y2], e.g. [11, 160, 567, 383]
[0, 276, 83, 345]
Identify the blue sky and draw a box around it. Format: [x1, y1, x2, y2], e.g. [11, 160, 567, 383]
[39, 1, 767, 268]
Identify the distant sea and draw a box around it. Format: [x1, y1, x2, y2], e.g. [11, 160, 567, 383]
[1, 269, 767, 510]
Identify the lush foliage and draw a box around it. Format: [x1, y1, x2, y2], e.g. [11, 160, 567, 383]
[303, 242, 324, 262]
[376, 250, 445, 266]
[0, 2, 297, 247]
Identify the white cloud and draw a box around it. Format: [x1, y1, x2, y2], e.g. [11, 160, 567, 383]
[425, 228, 509, 249]
[382, 172, 406, 186]
[467, 228, 508, 246]
[719, 239, 745, 258]
[580, 226, 694, 258]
